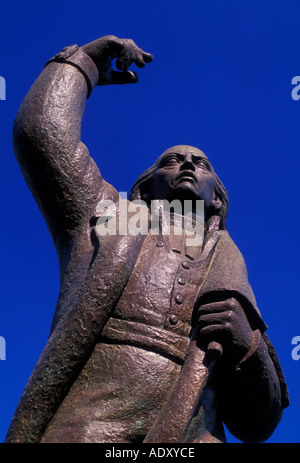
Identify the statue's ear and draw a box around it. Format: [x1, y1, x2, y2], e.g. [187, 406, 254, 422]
[211, 192, 222, 212]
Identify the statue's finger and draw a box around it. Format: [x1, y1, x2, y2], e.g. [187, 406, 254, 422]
[132, 49, 153, 69]
[111, 70, 139, 85]
[134, 53, 146, 69]
[116, 55, 134, 72]
[142, 51, 154, 63]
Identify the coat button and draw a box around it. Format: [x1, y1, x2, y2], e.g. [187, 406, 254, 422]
[156, 241, 164, 247]
[169, 315, 178, 325]
[182, 261, 190, 269]
[178, 277, 186, 285]
[175, 294, 183, 304]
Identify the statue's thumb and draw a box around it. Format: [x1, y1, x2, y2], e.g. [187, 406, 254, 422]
[111, 70, 139, 85]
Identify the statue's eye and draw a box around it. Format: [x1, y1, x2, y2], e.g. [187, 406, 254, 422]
[195, 159, 210, 170]
[162, 156, 180, 166]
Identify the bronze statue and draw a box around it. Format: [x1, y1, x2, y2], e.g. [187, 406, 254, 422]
[5, 36, 288, 443]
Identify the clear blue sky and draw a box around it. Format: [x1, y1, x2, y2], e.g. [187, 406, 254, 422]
[0, 0, 299, 443]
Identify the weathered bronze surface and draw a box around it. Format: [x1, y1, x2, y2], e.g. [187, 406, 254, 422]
[5, 36, 288, 443]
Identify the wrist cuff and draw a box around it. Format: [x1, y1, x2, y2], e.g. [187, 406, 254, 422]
[45, 45, 99, 98]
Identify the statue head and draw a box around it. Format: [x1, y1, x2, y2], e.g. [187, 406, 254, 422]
[129, 145, 229, 229]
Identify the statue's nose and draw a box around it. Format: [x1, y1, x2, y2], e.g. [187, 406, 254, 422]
[180, 158, 195, 171]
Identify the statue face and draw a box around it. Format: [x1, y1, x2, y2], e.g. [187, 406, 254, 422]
[152, 146, 216, 210]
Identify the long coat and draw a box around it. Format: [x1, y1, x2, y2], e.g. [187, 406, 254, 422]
[5, 48, 288, 443]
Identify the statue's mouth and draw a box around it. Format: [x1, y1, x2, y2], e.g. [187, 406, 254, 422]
[176, 171, 197, 184]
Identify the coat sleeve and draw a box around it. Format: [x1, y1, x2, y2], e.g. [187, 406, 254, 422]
[13, 46, 119, 256]
[197, 230, 289, 415]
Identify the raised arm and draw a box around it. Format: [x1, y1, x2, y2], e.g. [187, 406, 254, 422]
[13, 36, 153, 253]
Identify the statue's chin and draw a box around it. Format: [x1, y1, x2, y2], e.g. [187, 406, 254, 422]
[169, 181, 200, 201]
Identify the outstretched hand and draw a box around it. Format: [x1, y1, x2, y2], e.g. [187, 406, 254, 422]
[81, 35, 153, 85]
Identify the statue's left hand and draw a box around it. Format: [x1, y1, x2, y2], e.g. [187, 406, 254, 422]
[198, 297, 254, 365]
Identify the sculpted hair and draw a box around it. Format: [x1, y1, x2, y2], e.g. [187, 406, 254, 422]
[129, 155, 229, 230]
